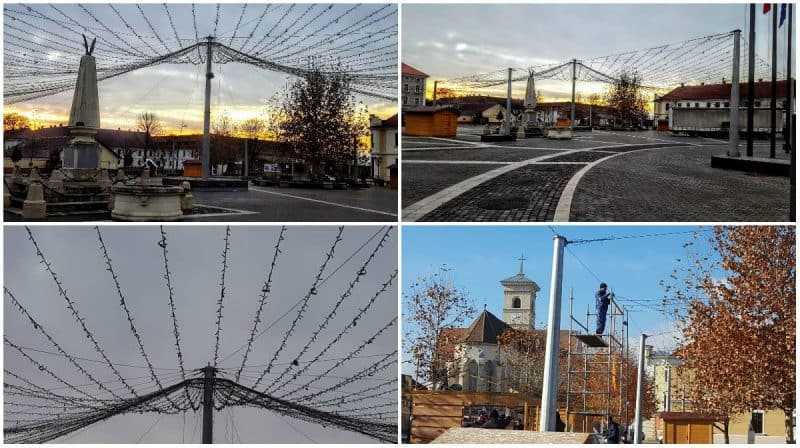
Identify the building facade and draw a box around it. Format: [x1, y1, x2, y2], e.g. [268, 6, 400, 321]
[368, 114, 398, 185]
[653, 79, 794, 123]
[402, 63, 429, 107]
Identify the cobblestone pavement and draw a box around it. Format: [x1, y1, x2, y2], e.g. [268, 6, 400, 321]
[403, 147, 560, 162]
[402, 130, 791, 222]
[402, 162, 501, 206]
[570, 145, 792, 222]
[419, 164, 583, 221]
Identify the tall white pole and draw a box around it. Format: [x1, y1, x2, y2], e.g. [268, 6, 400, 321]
[506, 68, 513, 136]
[728, 30, 741, 157]
[202, 36, 214, 178]
[571, 59, 577, 131]
[633, 333, 648, 444]
[539, 235, 567, 432]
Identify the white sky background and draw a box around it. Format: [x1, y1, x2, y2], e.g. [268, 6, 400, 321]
[402, 3, 794, 99]
[4, 225, 398, 443]
[4, 3, 398, 131]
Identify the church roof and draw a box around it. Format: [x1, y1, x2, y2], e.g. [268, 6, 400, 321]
[462, 310, 511, 344]
[500, 272, 538, 287]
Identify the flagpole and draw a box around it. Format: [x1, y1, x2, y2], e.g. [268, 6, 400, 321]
[770, 4, 778, 158]
[747, 4, 756, 157]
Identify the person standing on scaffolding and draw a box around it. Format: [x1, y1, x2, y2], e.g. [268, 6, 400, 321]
[595, 282, 613, 335]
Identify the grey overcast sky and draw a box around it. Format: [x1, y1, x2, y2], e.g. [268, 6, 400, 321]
[4, 225, 397, 443]
[402, 3, 791, 99]
[5, 3, 398, 131]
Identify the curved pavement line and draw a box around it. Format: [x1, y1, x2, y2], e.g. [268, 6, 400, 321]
[402, 144, 630, 221]
[552, 144, 698, 222]
[249, 186, 398, 217]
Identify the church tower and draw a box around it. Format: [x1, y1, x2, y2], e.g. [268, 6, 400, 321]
[501, 255, 540, 330]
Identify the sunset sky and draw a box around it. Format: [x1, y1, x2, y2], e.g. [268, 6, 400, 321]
[402, 4, 793, 101]
[4, 4, 397, 134]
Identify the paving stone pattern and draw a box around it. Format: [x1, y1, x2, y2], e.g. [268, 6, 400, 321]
[401, 162, 501, 206]
[420, 164, 582, 221]
[403, 147, 559, 162]
[570, 146, 791, 221]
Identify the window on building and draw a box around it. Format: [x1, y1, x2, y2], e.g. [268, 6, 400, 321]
[755, 101, 761, 107]
[665, 103, 670, 110]
[370, 132, 375, 149]
[414, 98, 420, 105]
[694, 102, 699, 108]
[714, 102, 720, 108]
[512, 297, 521, 308]
[677, 103, 682, 107]
[706, 102, 711, 108]
[402, 96, 407, 105]
[403, 84, 408, 92]
[394, 132, 398, 147]
[724, 102, 730, 107]
[415, 85, 420, 93]
[751, 410, 765, 434]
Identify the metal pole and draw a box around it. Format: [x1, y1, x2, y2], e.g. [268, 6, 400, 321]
[728, 30, 741, 157]
[565, 290, 574, 425]
[633, 333, 648, 444]
[539, 235, 566, 432]
[748, 4, 756, 157]
[771, 6, 778, 158]
[786, 4, 793, 154]
[571, 59, 577, 131]
[243, 139, 249, 179]
[790, 4, 796, 220]
[506, 68, 512, 136]
[432, 80, 438, 106]
[665, 365, 672, 412]
[202, 36, 214, 178]
[201, 364, 216, 444]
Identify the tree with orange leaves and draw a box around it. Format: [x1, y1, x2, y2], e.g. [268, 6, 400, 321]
[666, 226, 795, 443]
[404, 265, 476, 389]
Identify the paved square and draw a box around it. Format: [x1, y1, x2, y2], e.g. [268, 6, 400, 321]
[402, 129, 791, 222]
[4, 184, 398, 222]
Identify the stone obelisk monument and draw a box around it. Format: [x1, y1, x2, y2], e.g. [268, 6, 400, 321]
[519, 70, 538, 137]
[64, 35, 101, 175]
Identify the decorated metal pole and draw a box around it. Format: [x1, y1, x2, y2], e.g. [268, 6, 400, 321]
[539, 235, 566, 432]
[728, 29, 741, 157]
[633, 333, 648, 444]
[201, 364, 216, 444]
[202, 37, 214, 178]
[747, 4, 756, 157]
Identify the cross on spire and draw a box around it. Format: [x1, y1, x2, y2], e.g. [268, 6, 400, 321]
[518, 254, 527, 274]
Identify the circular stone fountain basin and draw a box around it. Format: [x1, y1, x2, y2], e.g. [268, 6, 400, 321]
[111, 184, 184, 221]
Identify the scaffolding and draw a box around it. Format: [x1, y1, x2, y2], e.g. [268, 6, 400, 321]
[564, 291, 629, 435]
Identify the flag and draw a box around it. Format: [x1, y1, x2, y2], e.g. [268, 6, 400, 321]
[779, 3, 787, 26]
[764, 3, 771, 14]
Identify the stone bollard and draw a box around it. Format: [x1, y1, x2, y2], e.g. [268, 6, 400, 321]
[28, 166, 41, 183]
[10, 166, 23, 184]
[48, 169, 65, 193]
[180, 181, 193, 211]
[140, 166, 150, 184]
[116, 168, 126, 183]
[97, 169, 112, 191]
[517, 125, 526, 139]
[4, 181, 11, 208]
[22, 181, 46, 220]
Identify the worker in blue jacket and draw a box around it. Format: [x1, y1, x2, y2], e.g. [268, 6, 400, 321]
[595, 282, 613, 335]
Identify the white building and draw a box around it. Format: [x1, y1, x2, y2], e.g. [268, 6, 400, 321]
[369, 114, 398, 185]
[444, 261, 540, 392]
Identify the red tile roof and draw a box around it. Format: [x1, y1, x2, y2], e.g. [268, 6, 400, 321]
[658, 80, 794, 101]
[402, 62, 429, 78]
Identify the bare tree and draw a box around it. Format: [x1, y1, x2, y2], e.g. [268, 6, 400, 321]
[212, 111, 235, 137]
[239, 117, 266, 177]
[136, 112, 162, 163]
